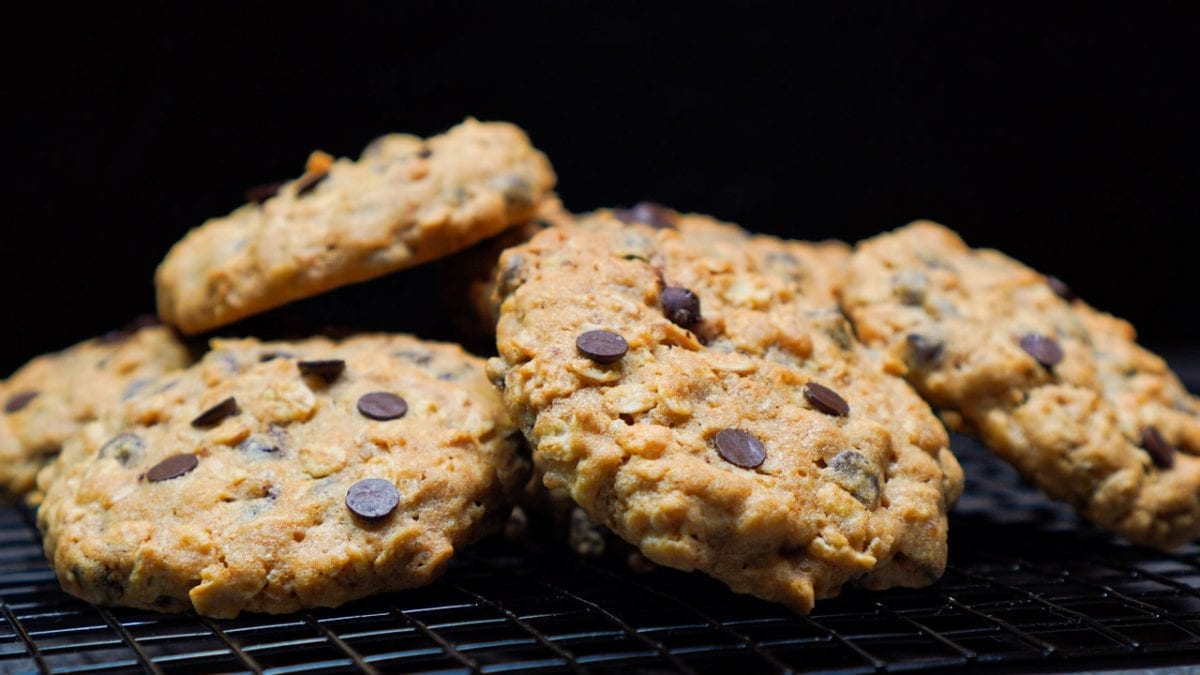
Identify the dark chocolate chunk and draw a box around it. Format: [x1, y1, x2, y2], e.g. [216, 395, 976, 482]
[1141, 426, 1175, 469]
[98, 433, 145, 466]
[4, 390, 38, 414]
[1046, 275, 1076, 302]
[906, 334, 944, 365]
[298, 359, 345, 382]
[713, 428, 767, 469]
[827, 451, 880, 507]
[576, 330, 628, 364]
[614, 201, 678, 229]
[357, 392, 408, 421]
[661, 287, 702, 328]
[146, 454, 199, 482]
[1019, 333, 1063, 369]
[295, 171, 328, 197]
[346, 478, 400, 519]
[191, 397, 239, 428]
[804, 382, 850, 417]
[245, 180, 285, 204]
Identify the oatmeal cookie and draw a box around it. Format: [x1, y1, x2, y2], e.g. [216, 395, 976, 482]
[840, 221, 1200, 548]
[1, 319, 190, 502]
[487, 211, 962, 612]
[155, 119, 555, 334]
[37, 334, 527, 618]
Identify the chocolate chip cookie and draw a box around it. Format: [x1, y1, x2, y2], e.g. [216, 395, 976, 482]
[155, 119, 556, 334]
[487, 211, 963, 612]
[840, 221, 1200, 548]
[1, 319, 191, 502]
[37, 334, 527, 618]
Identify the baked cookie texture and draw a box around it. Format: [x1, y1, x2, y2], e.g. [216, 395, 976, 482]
[37, 334, 527, 618]
[487, 208, 963, 612]
[840, 221, 1200, 548]
[1, 321, 191, 503]
[155, 119, 556, 334]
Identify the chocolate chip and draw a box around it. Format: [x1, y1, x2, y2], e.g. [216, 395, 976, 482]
[295, 171, 328, 197]
[416, 147, 432, 159]
[237, 436, 281, 456]
[713, 428, 767, 468]
[614, 201, 677, 229]
[827, 451, 880, 507]
[576, 330, 628, 364]
[906, 334, 944, 365]
[891, 270, 929, 306]
[259, 351, 294, 362]
[298, 359, 345, 382]
[357, 392, 408, 420]
[492, 174, 534, 210]
[391, 350, 433, 366]
[346, 478, 400, 519]
[191, 397, 239, 428]
[1141, 426, 1175, 469]
[661, 287, 702, 328]
[146, 454, 199, 482]
[1046, 275, 1076, 302]
[1019, 333, 1063, 369]
[496, 253, 525, 299]
[98, 433, 144, 466]
[805, 382, 850, 417]
[245, 180, 285, 204]
[4, 390, 37, 414]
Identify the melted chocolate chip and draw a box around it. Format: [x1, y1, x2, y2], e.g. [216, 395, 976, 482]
[827, 451, 880, 507]
[357, 392, 408, 420]
[245, 180, 285, 204]
[346, 478, 400, 519]
[804, 382, 850, 417]
[614, 201, 678, 229]
[298, 359, 345, 382]
[295, 171, 328, 197]
[661, 287, 702, 328]
[1046, 275, 1077, 302]
[146, 454, 199, 482]
[576, 330, 628, 364]
[906, 334, 944, 365]
[1141, 426, 1175, 469]
[1019, 333, 1063, 369]
[99, 433, 145, 466]
[191, 397, 239, 428]
[4, 390, 37, 414]
[713, 428, 767, 469]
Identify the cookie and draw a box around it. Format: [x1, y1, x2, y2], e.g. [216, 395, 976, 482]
[37, 334, 527, 618]
[487, 210, 963, 612]
[1, 319, 191, 502]
[155, 119, 556, 334]
[840, 221, 1200, 548]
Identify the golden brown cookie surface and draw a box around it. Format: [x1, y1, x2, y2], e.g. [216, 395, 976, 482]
[488, 211, 962, 612]
[37, 334, 526, 618]
[155, 119, 556, 334]
[840, 221, 1200, 548]
[1, 320, 191, 502]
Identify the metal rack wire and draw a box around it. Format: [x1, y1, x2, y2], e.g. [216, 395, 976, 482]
[5, 429, 1200, 673]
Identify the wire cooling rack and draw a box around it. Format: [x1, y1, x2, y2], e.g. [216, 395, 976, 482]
[5, 379, 1200, 673]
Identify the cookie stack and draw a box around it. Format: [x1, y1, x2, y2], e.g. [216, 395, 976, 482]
[3, 120, 1196, 620]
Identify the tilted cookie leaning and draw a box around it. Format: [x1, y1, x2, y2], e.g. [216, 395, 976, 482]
[840, 222, 1200, 548]
[155, 119, 556, 334]
[486, 208, 963, 612]
[37, 334, 528, 618]
[1, 319, 191, 503]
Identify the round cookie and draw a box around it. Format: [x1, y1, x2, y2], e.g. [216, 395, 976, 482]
[37, 334, 527, 618]
[487, 211, 963, 612]
[1, 319, 191, 503]
[840, 221, 1200, 548]
[156, 119, 556, 334]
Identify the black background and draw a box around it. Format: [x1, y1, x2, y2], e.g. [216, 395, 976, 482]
[3, 3, 1198, 375]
